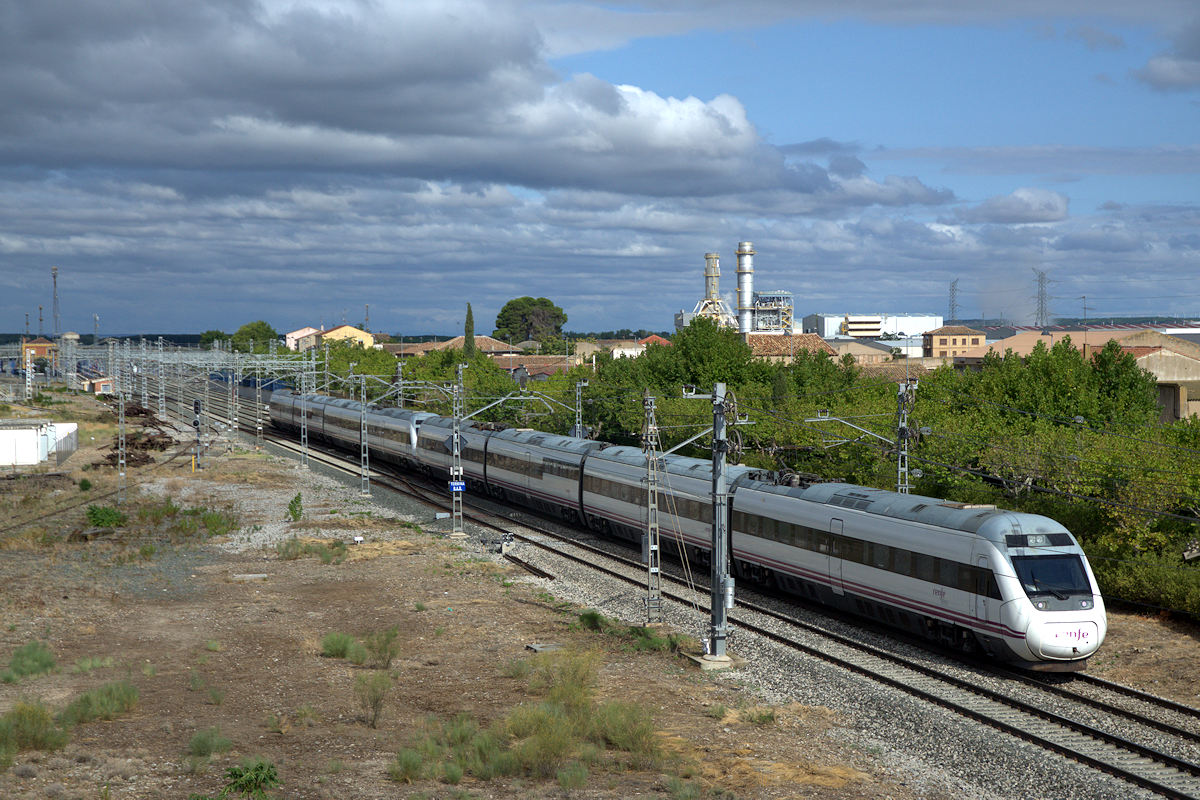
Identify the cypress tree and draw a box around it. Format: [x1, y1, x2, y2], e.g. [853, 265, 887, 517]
[464, 303, 476, 358]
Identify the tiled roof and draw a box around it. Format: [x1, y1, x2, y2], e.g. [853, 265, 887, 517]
[925, 325, 984, 337]
[745, 333, 836, 357]
[639, 334, 672, 346]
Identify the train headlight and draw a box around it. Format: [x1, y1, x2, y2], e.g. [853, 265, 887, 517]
[1034, 600, 1048, 610]
[1079, 599, 1093, 609]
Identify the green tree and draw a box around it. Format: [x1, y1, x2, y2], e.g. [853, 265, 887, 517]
[464, 304, 476, 359]
[231, 321, 279, 353]
[493, 297, 567, 342]
[198, 330, 227, 350]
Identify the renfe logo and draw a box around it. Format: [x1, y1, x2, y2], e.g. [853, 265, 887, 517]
[1054, 628, 1091, 642]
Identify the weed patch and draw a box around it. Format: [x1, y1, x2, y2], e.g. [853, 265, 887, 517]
[59, 681, 139, 727]
[187, 727, 233, 757]
[86, 505, 127, 528]
[355, 671, 392, 728]
[2, 640, 56, 683]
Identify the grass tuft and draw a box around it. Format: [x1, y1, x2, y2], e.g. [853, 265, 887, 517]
[2, 640, 56, 683]
[187, 727, 232, 757]
[59, 681, 139, 727]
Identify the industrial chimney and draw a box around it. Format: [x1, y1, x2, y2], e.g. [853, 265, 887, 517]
[704, 252, 721, 301]
[736, 241, 755, 334]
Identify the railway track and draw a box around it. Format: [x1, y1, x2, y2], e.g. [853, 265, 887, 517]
[172, 380, 1200, 799]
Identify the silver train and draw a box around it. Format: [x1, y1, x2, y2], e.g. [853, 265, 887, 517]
[269, 389, 1106, 671]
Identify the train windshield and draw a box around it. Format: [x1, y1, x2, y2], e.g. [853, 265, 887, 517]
[1011, 555, 1091, 599]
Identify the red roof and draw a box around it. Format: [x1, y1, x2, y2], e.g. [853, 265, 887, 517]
[639, 334, 672, 346]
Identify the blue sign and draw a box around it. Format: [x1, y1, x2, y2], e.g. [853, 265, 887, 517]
[448, 481, 466, 492]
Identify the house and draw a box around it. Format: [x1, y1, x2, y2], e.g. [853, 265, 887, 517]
[321, 325, 375, 349]
[285, 326, 321, 351]
[495, 355, 574, 382]
[922, 326, 985, 359]
[828, 338, 897, 365]
[744, 333, 836, 363]
[384, 335, 523, 359]
[20, 337, 56, 365]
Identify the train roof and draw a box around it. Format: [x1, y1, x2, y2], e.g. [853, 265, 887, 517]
[742, 481, 1072, 545]
[587, 444, 760, 483]
[491, 428, 605, 455]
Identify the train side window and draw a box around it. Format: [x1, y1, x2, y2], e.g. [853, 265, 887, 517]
[871, 543, 890, 570]
[938, 558, 958, 588]
[816, 534, 830, 555]
[913, 553, 935, 582]
[957, 565, 975, 592]
[842, 537, 864, 564]
[892, 549, 910, 575]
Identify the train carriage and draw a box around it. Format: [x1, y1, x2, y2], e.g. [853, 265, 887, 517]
[485, 429, 601, 522]
[411, 416, 489, 487]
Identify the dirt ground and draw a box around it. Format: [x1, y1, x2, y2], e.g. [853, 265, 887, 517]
[0, 394, 1197, 800]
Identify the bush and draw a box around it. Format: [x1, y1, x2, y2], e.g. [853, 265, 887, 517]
[0, 701, 68, 752]
[388, 748, 424, 783]
[287, 493, 303, 522]
[188, 727, 233, 757]
[86, 505, 127, 528]
[59, 681, 139, 727]
[355, 671, 391, 728]
[78, 478, 92, 492]
[2, 640, 56, 683]
[320, 632, 354, 659]
[589, 701, 659, 757]
[276, 537, 302, 560]
[364, 626, 400, 670]
[557, 760, 588, 792]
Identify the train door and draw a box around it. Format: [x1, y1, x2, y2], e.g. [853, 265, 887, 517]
[975, 555, 989, 624]
[829, 519, 844, 596]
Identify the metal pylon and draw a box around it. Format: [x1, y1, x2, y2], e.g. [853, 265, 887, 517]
[359, 375, 370, 496]
[897, 380, 917, 494]
[139, 339, 148, 409]
[450, 363, 466, 537]
[117, 392, 126, 505]
[156, 337, 165, 420]
[24, 351, 32, 401]
[642, 392, 664, 624]
[254, 374, 263, 451]
[299, 369, 309, 469]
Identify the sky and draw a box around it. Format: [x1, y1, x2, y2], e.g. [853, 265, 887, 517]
[1, 0, 1198, 338]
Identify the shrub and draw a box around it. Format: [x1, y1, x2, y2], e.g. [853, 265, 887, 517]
[320, 632, 354, 659]
[388, 748, 424, 783]
[505, 701, 577, 778]
[364, 626, 400, 670]
[2, 640, 56, 683]
[276, 537, 302, 560]
[287, 493, 303, 522]
[78, 478, 92, 492]
[220, 757, 280, 799]
[589, 701, 658, 757]
[188, 727, 233, 757]
[86, 505, 127, 528]
[346, 641, 367, 665]
[441, 761, 463, 785]
[201, 510, 238, 537]
[742, 705, 776, 726]
[1, 701, 68, 752]
[529, 650, 599, 716]
[355, 671, 391, 728]
[557, 760, 588, 792]
[59, 681, 139, 727]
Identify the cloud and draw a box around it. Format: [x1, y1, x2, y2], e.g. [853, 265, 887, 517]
[959, 188, 1069, 224]
[1134, 20, 1200, 90]
[875, 144, 1200, 175]
[1066, 24, 1124, 51]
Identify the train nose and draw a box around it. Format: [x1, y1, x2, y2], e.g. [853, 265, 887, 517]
[1028, 620, 1101, 660]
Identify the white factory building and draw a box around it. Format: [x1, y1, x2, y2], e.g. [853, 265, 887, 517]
[802, 313, 944, 340]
